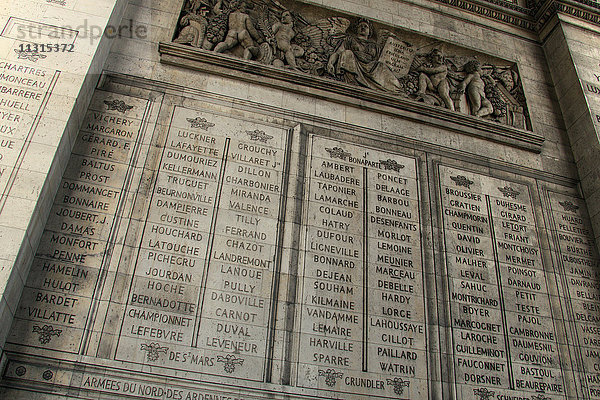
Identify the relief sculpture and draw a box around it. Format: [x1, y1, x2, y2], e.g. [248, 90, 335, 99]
[173, 0, 530, 129]
[414, 48, 454, 111]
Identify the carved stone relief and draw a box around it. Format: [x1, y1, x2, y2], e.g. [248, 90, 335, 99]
[172, 0, 530, 129]
[1, 75, 596, 400]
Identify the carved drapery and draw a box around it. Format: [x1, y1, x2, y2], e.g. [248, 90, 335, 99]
[169, 0, 531, 130]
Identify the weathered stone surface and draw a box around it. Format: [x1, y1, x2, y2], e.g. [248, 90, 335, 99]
[166, 0, 531, 130]
[1, 0, 600, 400]
[440, 166, 564, 398]
[295, 136, 426, 398]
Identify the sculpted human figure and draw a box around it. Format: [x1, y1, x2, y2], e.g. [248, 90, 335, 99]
[457, 60, 493, 117]
[173, 8, 210, 48]
[416, 49, 454, 111]
[327, 19, 377, 83]
[272, 10, 303, 69]
[327, 18, 400, 91]
[214, 0, 263, 59]
[174, 0, 223, 50]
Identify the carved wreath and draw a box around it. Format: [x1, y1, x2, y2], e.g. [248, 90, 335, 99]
[216, 354, 244, 373]
[318, 368, 343, 387]
[140, 342, 168, 362]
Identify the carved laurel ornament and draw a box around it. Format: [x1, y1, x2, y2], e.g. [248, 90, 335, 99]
[216, 354, 244, 373]
[169, 0, 531, 130]
[14, 48, 46, 62]
[187, 116, 215, 130]
[498, 185, 520, 199]
[104, 99, 134, 113]
[386, 377, 410, 395]
[325, 146, 351, 160]
[380, 159, 405, 172]
[32, 324, 62, 344]
[530, 394, 551, 400]
[140, 342, 169, 362]
[473, 387, 495, 400]
[450, 175, 474, 189]
[318, 368, 343, 387]
[558, 200, 579, 212]
[246, 129, 273, 143]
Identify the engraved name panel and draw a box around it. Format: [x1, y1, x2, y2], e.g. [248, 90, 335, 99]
[0, 60, 59, 206]
[440, 166, 565, 400]
[296, 136, 427, 398]
[548, 192, 600, 399]
[115, 106, 288, 381]
[7, 91, 147, 352]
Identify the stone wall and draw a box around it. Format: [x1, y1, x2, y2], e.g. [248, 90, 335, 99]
[0, 0, 599, 399]
[0, 0, 129, 358]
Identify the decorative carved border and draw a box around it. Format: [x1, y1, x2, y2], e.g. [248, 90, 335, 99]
[159, 42, 545, 152]
[432, 0, 600, 31]
[540, 0, 600, 28]
[483, 0, 534, 14]
[433, 0, 536, 30]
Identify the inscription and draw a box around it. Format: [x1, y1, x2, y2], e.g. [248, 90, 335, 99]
[8, 91, 144, 352]
[440, 166, 564, 398]
[297, 137, 427, 398]
[549, 193, 600, 398]
[116, 107, 287, 381]
[0, 61, 55, 199]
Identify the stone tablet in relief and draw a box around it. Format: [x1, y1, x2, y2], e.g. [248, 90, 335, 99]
[439, 166, 565, 399]
[0, 60, 59, 203]
[115, 107, 288, 382]
[296, 136, 427, 398]
[547, 193, 600, 399]
[7, 91, 147, 352]
[378, 34, 415, 77]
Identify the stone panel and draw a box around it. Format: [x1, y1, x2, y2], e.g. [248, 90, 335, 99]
[3, 0, 600, 399]
[439, 165, 566, 399]
[294, 136, 427, 398]
[0, 43, 594, 400]
[0, 75, 591, 399]
[547, 192, 600, 399]
[6, 90, 148, 353]
[115, 106, 289, 381]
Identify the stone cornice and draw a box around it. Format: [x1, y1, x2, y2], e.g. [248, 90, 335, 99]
[431, 0, 600, 32]
[432, 0, 536, 30]
[159, 43, 545, 153]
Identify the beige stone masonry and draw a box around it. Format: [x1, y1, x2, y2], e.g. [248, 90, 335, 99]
[0, 0, 129, 355]
[543, 14, 600, 253]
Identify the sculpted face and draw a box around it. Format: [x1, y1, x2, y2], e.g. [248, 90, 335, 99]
[281, 11, 292, 24]
[465, 60, 480, 74]
[357, 21, 370, 38]
[499, 70, 515, 90]
[231, 0, 245, 12]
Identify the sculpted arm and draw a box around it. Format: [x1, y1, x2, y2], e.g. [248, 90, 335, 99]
[272, 22, 281, 35]
[212, 0, 222, 14]
[245, 16, 263, 42]
[457, 74, 473, 94]
[327, 44, 345, 75]
[271, 22, 282, 46]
